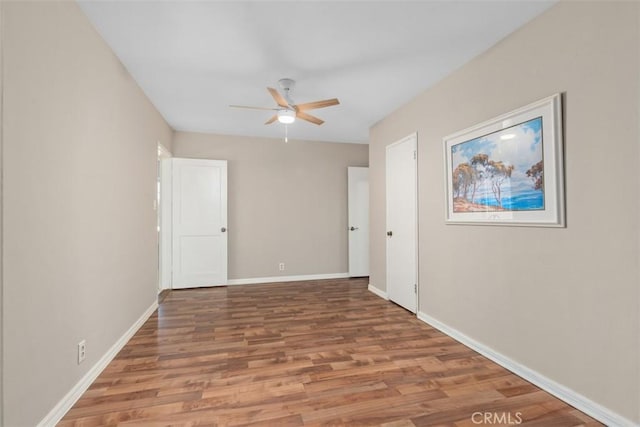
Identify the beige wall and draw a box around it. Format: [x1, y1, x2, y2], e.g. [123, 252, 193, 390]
[370, 2, 639, 423]
[2, 2, 173, 426]
[173, 132, 368, 280]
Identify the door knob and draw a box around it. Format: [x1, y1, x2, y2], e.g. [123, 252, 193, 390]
[350, 226, 359, 231]
[387, 231, 393, 237]
[221, 227, 227, 232]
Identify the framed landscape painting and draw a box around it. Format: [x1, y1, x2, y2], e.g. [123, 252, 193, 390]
[444, 93, 564, 227]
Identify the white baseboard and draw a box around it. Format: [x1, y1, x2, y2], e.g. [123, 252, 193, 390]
[227, 272, 349, 286]
[367, 283, 388, 300]
[416, 311, 638, 427]
[38, 301, 158, 427]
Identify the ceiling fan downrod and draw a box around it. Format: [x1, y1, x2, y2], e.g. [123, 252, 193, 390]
[279, 78, 295, 105]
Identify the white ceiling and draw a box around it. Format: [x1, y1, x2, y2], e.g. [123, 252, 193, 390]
[78, 1, 555, 144]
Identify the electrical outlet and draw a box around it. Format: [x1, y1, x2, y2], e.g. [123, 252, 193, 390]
[279, 262, 285, 271]
[78, 340, 86, 364]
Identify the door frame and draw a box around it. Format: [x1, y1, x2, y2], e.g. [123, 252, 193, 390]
[158, 148, 172, 291]
[385, 132, 419, 313]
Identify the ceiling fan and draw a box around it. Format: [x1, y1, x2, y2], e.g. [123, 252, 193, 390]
[230, 78, 340, 126]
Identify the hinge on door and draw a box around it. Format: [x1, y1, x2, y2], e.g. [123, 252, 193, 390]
[414, 283, 417, 293]
[413, 150, 416, 160]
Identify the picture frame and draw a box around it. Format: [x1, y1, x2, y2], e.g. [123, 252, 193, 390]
[443, 93, 564, 227]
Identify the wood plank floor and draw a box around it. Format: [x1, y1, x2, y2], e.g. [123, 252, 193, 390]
[59, 278, 602, 426]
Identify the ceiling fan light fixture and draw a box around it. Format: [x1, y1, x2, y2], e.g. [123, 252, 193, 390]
[277, 109, 296, 124]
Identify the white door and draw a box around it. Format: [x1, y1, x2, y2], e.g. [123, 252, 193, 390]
[386, 134, 418, 313]
[172, 158, 228, 289]
[348, 167, 369, 277]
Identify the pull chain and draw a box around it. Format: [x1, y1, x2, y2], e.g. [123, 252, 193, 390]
[285, 124, 289, 143]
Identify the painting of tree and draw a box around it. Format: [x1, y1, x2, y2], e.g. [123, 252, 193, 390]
[452, 163, 474, 200]
[469, 154, 489, 203]
[487, 160, 514, 207]
[526, 160, 544, 190]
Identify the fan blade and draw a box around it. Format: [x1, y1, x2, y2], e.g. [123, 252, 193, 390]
[297, 111, 324, 125]
[265, 115, 278, 125]
[295, 98, 340, 111]
[230, 105, 278, 111]
[267, 87, 289, 108]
